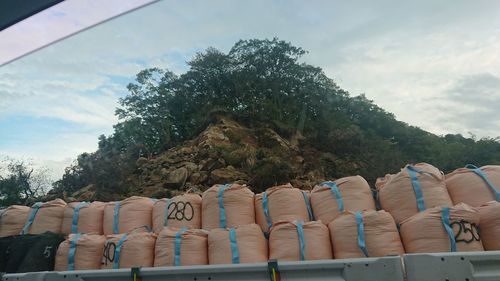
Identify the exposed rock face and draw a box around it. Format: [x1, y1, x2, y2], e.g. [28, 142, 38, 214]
[66, 115, 334, 200]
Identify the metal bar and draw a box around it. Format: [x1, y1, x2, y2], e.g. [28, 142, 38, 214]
[404, 250, 500, 281]
[2, 256, 404, 281]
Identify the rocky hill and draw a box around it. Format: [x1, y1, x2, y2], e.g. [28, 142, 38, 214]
[65, 115, 351, 201]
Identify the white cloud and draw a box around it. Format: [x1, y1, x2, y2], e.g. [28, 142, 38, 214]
[1, 0, 500, 181]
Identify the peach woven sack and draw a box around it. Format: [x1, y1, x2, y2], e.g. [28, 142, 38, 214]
[329, 210, 404, 259]
[202, 184, 255, 230]
[61, 201, 105, 235]
[269, 221, 332, 261]
[400, 203, 484, 253]
[255, 184, 313, 233]
[155, 227, 208, 266]
[152, 193, 202, 234]
[208, 224, 267, 265]
[55, 234, 106, 271]
[478, 201, 500, 250]
[103, 196, 154, 235]
[445, 165, 500, 207]
[376, 163, 452, 224]
[21, 199, 67, 235]
[311, 176, 375, 225]
[0, 205, 30, 237]
[101, 228, 156, 269]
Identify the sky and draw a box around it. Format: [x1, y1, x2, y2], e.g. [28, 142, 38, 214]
[1, 0, 500, 181]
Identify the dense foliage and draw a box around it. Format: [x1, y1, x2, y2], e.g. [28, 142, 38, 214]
[52, 38, 500, 197]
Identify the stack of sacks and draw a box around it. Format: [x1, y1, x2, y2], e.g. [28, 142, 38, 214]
[376, 163, 453, 225]
[208, 224, 267, 264]
[269, 221, 332, 261]
[0, 205, 30, 237]
[446, 165, 500, 207]
[255, 184, 313, 233]
[311, 176, 375, 225]
[202, 184, 255, 230]
[478, 201, 500, 250]
[400, 203, 483, 253]
[152, 193, 202, 233]
[21, 199, 67, 235]
[103, 196, 154, 235]
[101, 227, 156, 269]
[329, 210, 404, 258]
[61, 202, 105, 235]
[155, 227, 209, 266]
[55, 234, 106, 271]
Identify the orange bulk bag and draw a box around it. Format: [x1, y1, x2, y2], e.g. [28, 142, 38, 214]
[0, 205, 30, 237]
[208, 224, 267, 264]
[329, 210, 404, 259]
[446, 165, 500, 207]
[155, 227, 208, 266]
[400, 203, 483, 253]
[202, 184, 255, 230]
[376, 163, 452, 224]
[103, 196, 154, 235]
[61, 202, 105, 235]
[478, 201, 500, 250]
[311, 176, 375, 225]
[55, 234, 106, 271]
[101, 229, 156, 269]
[21, 199, 67, 234]
[152, 193, 202, 234]
[269, 221, 332, 261]
[255, 184, 313, 233]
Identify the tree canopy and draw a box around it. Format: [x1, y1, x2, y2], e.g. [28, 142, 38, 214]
[51, 38, 500, 198]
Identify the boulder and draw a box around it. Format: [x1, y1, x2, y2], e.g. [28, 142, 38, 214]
[165, 167, 188, 188]
[210, 167, 249, 184]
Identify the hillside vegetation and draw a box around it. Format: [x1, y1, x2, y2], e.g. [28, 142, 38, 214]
[43, 38, 500, 201]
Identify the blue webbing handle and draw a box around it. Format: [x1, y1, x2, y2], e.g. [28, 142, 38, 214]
[465, 164, 500, 201]
[113, 201, 121, 234]
[67, 233, 81, 271]
[321, 181, 344, 212]
[301, 191, 314, 221]
[406, 166, 426, 212]
[295, 220, 306, 261]
[229, 228, 240, 264]
[262, 192, 273, 231]
[355, 211, 369, 257]
[217, 184, 231, 228]
[20, 202, 43, 235]
[113, 234, 128, 269]
[71, 202, 89, 234]
[174, 227, 188, 266]
[441, 207, 457, 252]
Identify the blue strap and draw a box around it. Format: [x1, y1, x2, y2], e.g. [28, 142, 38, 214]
[295, 221, 306, 261]
[113, 234, 128, 269]
[321, 181, 344, 212]
[441, 207, 457, 252]
[113, 201, 121, 234]
[174, 227, 188, 266]
[355, 211, 369, 257]
[67, 233, 81, 271]
[217, 184, 230, 228]
[262, 192, 273, 230]
[163, 199, 171, 226]
[301, 191, 314, 221]
[465, 164, 500, 201]
[229, 228, 240, 264]
[71, 202, 89, 234]
[20, 202, 43, 235]
[406, 166, 426, 212]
